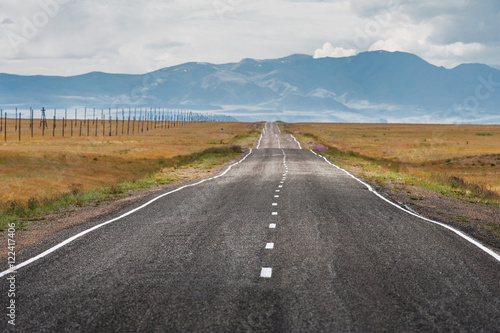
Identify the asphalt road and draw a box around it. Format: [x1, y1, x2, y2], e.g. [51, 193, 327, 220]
[2, 122, 500, 332]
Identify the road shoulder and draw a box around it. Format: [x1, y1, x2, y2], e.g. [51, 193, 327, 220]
[376, 182, 500, 252]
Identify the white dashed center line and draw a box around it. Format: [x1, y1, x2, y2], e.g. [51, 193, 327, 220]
[260, 126, 288, 279]
[260, 267, 272, 278]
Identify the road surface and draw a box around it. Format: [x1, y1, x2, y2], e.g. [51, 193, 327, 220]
[2, 122, 499, 332]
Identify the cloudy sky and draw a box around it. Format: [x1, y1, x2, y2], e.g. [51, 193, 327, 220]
[1, 0, 499, 76]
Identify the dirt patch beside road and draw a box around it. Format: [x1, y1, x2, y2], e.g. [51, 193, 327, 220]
[376, 183, 500, 252]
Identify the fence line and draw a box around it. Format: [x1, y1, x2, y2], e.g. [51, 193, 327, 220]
[0, 107, 236, 142]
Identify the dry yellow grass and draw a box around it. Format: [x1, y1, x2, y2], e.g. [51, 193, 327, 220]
[0, 119, 255, 204]
[286, 123, 500, 194]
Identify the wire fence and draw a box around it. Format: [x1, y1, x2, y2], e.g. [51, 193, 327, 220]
[0, 107, 236, 141]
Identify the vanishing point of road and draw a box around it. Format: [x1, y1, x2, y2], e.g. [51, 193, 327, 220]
[2, 122, 499, 332]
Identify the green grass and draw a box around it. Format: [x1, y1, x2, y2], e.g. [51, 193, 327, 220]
[0, 145, 244, 231]
[456, 215, 472, 223]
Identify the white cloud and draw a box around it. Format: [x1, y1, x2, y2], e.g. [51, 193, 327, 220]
[424, 42, 485, 58]
[314, 43, 357, 58]
[366, 23, 488, 68]
[0, 0, 498, 75]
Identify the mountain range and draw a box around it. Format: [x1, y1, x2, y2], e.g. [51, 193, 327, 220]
[1, 51, 499, 123]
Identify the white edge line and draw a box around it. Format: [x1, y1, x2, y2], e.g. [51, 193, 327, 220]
[290, 134, 302, 149]
[310, 149, 500, 264]
[256, 134, 263, 150]
[0, 149, 255, 278]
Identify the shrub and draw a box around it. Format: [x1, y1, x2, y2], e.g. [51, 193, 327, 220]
[27, 197, 39, 211]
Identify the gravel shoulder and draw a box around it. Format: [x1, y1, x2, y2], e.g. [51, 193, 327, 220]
[376, 182, 500, 252]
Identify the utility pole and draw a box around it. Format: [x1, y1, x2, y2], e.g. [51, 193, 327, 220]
[40, 107, 48, 129]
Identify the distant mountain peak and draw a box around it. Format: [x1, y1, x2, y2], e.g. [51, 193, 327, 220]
[280, 54, 312, 61]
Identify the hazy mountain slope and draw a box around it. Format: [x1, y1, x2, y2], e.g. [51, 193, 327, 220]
[1, 51, 499, 123]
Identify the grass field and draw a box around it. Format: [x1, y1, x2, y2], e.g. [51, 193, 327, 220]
[283, 123, 500, 202]
[0, 120, 261, 230]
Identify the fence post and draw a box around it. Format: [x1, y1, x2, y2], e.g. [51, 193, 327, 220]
[31, 108, 34, 138]
[73, 109, 77, 136]
[53, 109, 56, 137]
[127, 108, 130, 135]
[132, 108, 136, 134]
[141, 109, 144, 132]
